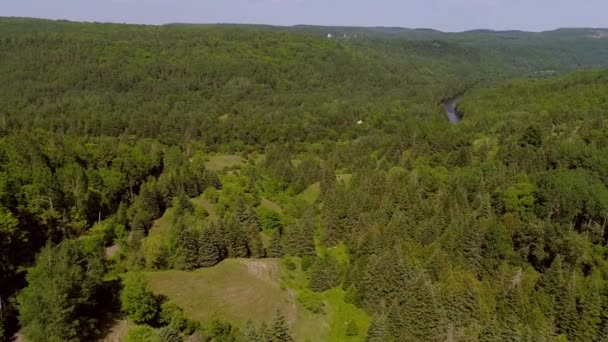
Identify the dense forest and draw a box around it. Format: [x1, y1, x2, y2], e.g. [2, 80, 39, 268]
[1, 17, 608, 341]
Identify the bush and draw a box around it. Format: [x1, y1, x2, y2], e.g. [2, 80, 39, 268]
[159, 302, 200, 335]
[204, 187, 219, 203]
[301, 256, 314, 271]
[158, 326, 183, 342]
[257, 207, 283, 232]
[124, 325, 160, 342]
[345, 320, 359, 336]
[308, 255, 341, 292]
[160, 302, 187, 331]
[121, 273, 159, 324]
[284, 259, 297, 271]
[297, 289, 325, 314]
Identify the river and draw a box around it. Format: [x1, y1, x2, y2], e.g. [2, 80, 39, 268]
[444, 98, 460, 124]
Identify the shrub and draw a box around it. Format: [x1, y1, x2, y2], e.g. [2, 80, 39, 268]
[297, 289, 325, 314]
[345, 320, 359, 336]
[124, 325, 160, 342]
[158, 326, 183, 342]
[121, 273, 159, 324]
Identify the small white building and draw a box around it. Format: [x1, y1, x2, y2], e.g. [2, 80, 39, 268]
[327, 33, 333, 39]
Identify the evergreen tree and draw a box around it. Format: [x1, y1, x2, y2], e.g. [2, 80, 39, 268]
[284, 209, 316, 257]
[158, 326, 182, 342]
[242, 320, 263, 342]
[540, 255, 565, 314]
[387, 301, 404, 340]
[346, 319, 360, 337]
[570, 275, 602, 342]
[270, 311, 293, 342]
[267, 230, 285, 258]
[366, 314, 391, 342]
[308, 254, 341, 292]
[17, 240, 106, 342]
[401, 274, 445, 342]
[224, 219, 250, 258]
[126, 226, 147, 270]
[198, 229, 222, 267]
[173, 227, 200, 271]
[249, 229, 265, 258]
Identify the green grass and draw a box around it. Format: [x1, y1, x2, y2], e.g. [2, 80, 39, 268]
[205, 154, 246, 171]
[323, 288, 369, 342]
[260, 197, 283, 213]
[280, 258, 369, 342]
[144, 257, 369, 341]
[146, 259, 294, 326]
[191, 195, 218, 222]
[148, 207, 175, 236]
[298, 182, 320, 204]
[337, 174, 353, 186]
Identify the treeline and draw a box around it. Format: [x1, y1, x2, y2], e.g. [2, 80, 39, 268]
[2, 18, 608, 149]
[0, 132, 220, 339]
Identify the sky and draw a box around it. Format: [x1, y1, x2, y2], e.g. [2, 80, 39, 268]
[2, 0, 607, 32]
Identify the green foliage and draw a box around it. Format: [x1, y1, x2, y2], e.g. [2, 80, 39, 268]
[160, 302, 188, 332]
[121, 273, 159, 324]
[270, 311, 294, 342]
[1, 17, 608, 342]
[268, 230, 285, 258]
[309, 255, 341, 292]
[257, 207, 284, 232]
[297, 289, 325, 313]
[124, 325, 160, 342]
[17, 240, 106, 342]
[198, 229, 222, 268]
[346, 320, 360, 337]
[158, 326, 183, 342]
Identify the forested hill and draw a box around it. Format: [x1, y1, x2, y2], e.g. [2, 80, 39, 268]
[2, 18, 608, 148]
[2, 17, 608, 342]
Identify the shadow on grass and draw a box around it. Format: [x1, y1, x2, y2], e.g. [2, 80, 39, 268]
[92, 278, 125, 341]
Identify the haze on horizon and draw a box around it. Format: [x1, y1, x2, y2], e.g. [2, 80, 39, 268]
[2, 0, 607, 32]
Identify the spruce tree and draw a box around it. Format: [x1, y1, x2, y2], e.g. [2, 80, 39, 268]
[540, 255, 565, 315]
[401, 274, 445, 342]
[366, 314, 390, 342]
[267, 230, 284, 258]
[346, 319, 360, 337]
[387, 300, 404, 339]
[17, 240, 106, 342]
[224, 219, 250, 258]
[174, 228, 200, 270]
[249, 229, 265, 258]
[570, 276, 602, 342]
[308, 255, 340, 292]
[270, 311, 293, 342]
[198, 229, 221, 267]
[242, 320, 263, 342]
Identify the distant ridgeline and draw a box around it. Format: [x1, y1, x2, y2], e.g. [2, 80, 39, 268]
[1, 18, 608, 147]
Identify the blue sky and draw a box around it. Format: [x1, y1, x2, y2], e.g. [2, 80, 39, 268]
[3, 0, 606, 32]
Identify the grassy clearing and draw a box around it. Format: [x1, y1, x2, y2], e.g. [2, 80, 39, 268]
[144, 257, 368, 341]
[205, 154, 246, 171]
[260, 197, 283, 213]
[146, 259, 297, 327]
[298, 182, 320, 204]
[337, 173, 353, 186]
[148, 207, 175, 236]
[191, 195, 218, 222]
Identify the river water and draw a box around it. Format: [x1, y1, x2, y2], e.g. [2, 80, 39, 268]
[444, 98, 460, 124]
